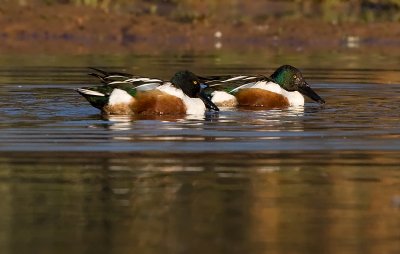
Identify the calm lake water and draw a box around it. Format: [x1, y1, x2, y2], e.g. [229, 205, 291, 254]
[0, 52, 399, 254]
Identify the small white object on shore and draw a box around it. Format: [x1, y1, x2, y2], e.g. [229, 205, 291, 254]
[214, 31, 222, 39]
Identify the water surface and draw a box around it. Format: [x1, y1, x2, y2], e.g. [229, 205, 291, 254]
[0, 52, 399, 254]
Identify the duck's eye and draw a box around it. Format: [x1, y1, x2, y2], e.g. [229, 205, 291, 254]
[193, 80, 198, 85]
[293, 75, 297, 79]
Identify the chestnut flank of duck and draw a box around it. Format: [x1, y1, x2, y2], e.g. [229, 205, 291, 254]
[235, 88, 290, 108]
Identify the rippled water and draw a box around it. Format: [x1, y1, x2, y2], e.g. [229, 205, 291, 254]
[0, 53, 399, 254]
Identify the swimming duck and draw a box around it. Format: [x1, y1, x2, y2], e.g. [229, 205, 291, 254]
[77, 68, 219, 115]
[204, 65, 325, 108]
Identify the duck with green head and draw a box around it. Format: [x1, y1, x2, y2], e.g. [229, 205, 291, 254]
[77, 69, 219, 115]
[205, 65, 325, 108]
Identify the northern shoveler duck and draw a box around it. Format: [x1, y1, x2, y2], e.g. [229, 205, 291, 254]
[77, 68, 219, 115]
[203, 65, 325, 108]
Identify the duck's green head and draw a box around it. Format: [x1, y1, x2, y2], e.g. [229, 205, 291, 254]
[171, 70, 219, 111]
[270, 65, 325, 104]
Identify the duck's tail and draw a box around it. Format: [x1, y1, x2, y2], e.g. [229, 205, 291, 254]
[76, 87, 108, 110]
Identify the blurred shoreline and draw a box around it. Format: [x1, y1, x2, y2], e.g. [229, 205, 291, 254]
[2, 1, 400, 54]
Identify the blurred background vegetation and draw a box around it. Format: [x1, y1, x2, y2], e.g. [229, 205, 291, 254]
[5, 0, 400, 23]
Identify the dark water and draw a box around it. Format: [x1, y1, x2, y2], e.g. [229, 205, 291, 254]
[0, 53, 399, 254]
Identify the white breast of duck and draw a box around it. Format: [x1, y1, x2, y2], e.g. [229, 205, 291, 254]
[211, 81, 304, 107]
[156, 83, 206, 115]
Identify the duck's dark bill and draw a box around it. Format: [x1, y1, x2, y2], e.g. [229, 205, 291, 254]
[199, 91, 220, 111]
[298, 83, 325, 104]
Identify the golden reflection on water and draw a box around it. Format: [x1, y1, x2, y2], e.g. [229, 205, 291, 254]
[0, 153, 399, 254]
[1, 55, 400, 253]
